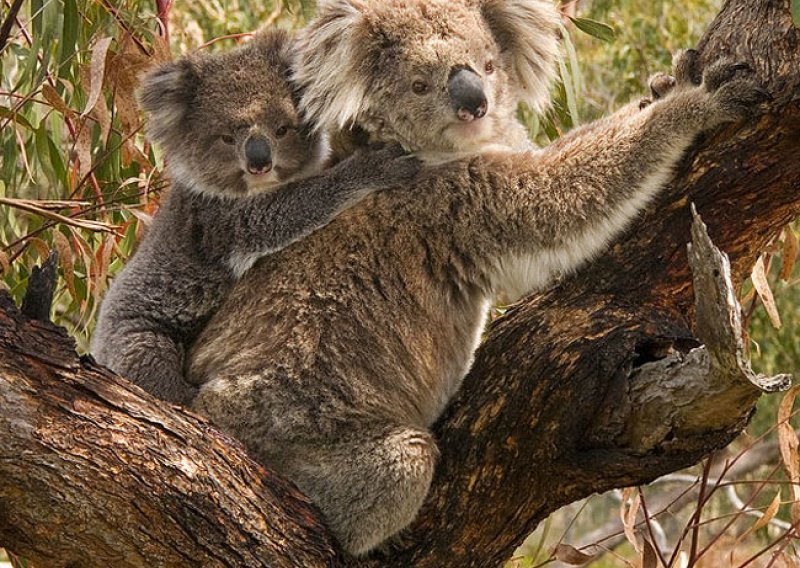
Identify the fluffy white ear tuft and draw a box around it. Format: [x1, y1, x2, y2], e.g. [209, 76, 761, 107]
[292, 0, 372, 132]
[479, 0, 561, 114]
[137, 59, 198, 145]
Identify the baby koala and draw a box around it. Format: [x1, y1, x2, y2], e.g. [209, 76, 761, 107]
[91, 30, 418, 406]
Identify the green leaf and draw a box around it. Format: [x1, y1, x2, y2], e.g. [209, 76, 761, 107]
[792, 0, 800, 27]
[0, 107, 34, 130]
[58, 0, 79, 79]
[569, 16, 616, 43]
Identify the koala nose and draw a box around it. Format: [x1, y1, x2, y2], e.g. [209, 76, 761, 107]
[448, 68, 488, 122]
[244, 136, 272, 175]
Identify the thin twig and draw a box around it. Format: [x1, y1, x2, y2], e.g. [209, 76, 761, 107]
[0, 198, 118, 233]
[0, 0, 25, 53]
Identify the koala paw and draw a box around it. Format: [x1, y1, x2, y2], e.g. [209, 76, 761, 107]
[639, 72, 678, 109]
[358, 143, 422, 186]
[701, 59, 770, 122]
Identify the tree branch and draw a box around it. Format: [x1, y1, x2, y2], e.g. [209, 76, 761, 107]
[0, 293, 341, 567]
[0, 0, 798, 566]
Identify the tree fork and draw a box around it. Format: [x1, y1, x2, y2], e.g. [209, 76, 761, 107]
[1, 0, 799, 566]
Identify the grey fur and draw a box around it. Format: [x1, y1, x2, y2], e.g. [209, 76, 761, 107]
[292, 0, 560, 161]
[91, 30, 419, 405]
[187, 1, 767, 556]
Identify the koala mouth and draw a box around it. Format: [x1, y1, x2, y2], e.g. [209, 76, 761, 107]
[247, 164, 273, 176]
[242, 168, 281, 193]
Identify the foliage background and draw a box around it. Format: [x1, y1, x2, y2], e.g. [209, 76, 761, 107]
[0, 0, 797, 566]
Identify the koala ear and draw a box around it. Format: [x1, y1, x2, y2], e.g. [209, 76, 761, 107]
[137, 58, 199, 145]
[292, 0, 372, 132]
[478, 0, 561, 113]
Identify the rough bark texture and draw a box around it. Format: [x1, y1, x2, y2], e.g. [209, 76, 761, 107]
[1, 0, 799, 566]
[0, 293, 341, 568]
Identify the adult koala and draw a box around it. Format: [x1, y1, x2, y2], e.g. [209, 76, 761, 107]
[186, 0, 765, 556]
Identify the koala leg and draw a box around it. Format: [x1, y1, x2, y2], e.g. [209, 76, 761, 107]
[290, 424, 438, 557]
[101, 329, 197, 406]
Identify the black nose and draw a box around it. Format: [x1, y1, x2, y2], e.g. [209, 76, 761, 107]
[448, 68, 488, 121]
[244, 136, 272, 175]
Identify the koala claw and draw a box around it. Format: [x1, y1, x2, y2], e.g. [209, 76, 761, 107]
[711, 76, 768, 121]
[702, 58, 755, 92]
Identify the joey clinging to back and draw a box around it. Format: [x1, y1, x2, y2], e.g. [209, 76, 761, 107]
[91, 29, 419, 406]
[293, 0, 561, 157]
[141, 29, 325, 196]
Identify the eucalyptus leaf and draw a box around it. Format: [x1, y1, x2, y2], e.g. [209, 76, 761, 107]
[569, 16, 616, 43]
[792, 0, 800, 27]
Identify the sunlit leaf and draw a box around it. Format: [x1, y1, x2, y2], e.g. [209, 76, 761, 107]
[620, 487, 642, 553]
[751, 255, 782, 329]
[82, 37, 113, 117]
[569, 17, 616, 43]
[778, 386, 800, 526]
[792, 0, 800, 28]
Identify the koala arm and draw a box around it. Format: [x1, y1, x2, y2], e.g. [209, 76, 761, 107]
[475, 59, 765, 300]
[225, 145, 420, 278]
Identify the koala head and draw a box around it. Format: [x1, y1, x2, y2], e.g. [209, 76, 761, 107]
[293, 0, 561, 155]
[138, 30, 324, 197]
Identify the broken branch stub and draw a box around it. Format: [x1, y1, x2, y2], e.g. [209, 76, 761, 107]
[590, 206, 791, 454]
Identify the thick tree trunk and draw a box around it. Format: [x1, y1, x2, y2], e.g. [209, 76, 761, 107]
[1, 0, 798, 566]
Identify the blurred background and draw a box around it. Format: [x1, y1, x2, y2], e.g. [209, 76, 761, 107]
[0, 0, 797, 566]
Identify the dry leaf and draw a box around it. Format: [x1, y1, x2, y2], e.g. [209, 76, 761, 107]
[74, 118, 93, 183]
[621, 487, 642, 553]
[28, 237, 50, 262]
[751, 255, 782, 329]
[94, 233, 115, 298]
[53, 230, 76, 300]
[777, 386, 800, 526]
[41, 84, 73, 117]
[642, 539, 659, 568]
[127, 208, 153, 227]
[106, 35, 150, 137]
[781, 226, 798, 281]
[552, 544, 596, 566]
[780, 552, 800, 568]
[89, 89, 112, 144]
[0, 250, 10, 274]
[72, 231, 94, 316]
[82, 37, 113, 117]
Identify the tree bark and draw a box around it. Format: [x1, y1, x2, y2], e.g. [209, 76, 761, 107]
[0, 294, 341, 567]
[1, 0, 799, 566]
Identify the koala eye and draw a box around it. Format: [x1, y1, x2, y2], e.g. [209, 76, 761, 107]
[275, 125, 289, 138]
[220, 134, 236, 145]
[412, 80, 430, 95]
[485, 60, 495, 75]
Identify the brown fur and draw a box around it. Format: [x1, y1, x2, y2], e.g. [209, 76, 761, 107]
[187, 3, 766, 556]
